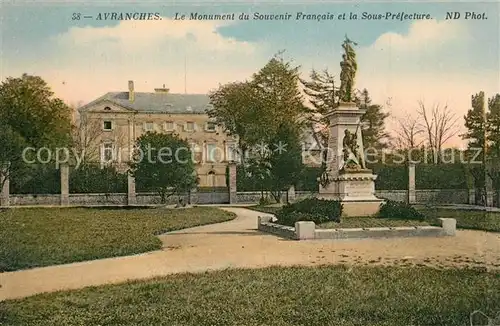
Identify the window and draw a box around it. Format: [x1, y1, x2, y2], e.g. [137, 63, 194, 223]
[103, 121, 112, 131]
[164, 121, 174, 131]
[144, 122, 154, 131]
[226, 143, 239, 162]
[104, 106, 112, 111]
[190, 143, 203, 163]
[185, 121, 195, 132]
[206, 143, 217, 162]
[102, 143, 114, 162]
[205, 121, 217, 132]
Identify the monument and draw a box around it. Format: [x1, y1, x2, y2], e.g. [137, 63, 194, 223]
[317, 35, 384, 216]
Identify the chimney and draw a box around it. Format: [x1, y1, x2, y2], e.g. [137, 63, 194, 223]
[128, 80, 134, 102]
[154, 83, 170, 93]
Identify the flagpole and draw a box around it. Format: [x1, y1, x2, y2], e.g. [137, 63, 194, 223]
[184, 52, 187, 94]
[483, 94, 488, 207]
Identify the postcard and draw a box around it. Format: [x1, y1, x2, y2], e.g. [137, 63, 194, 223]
[1, 1, 499, 325]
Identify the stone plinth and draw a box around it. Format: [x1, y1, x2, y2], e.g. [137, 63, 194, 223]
[318, 170, 384, 217]
[317, 102, 384, 217]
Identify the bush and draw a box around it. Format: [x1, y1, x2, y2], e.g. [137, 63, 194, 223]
[275, 212, 330, 227]
[275, 198, 343, 226]
[259, 196, 273, 206]
[378, 200, 426, 220]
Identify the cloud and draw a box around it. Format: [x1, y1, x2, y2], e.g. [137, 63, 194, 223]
[30, 18, 268, 103]
[54, 17, 256, 54]
[352, 19, 498, 147]
[370, 19, 467, 53]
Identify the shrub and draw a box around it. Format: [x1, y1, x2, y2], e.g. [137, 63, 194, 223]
[275, 212, 330, 227]
[378, 200, 426, 220]
[259, 196, 273, 206]
[275, 198, 342, 226]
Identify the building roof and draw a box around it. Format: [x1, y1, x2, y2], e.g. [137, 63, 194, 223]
[79, 92, 211, 114]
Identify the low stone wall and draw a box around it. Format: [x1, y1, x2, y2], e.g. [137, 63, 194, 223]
[237, 191, 316, 203]
[8, 191, 230, 206]
[4, 189, 472, 206]
[257, 216, 457, 241]
[257, 216, 296, 239]
[376, 189, 470, 204]
[9, 194, 61, 206]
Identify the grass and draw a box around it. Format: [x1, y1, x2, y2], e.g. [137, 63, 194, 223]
[244, 205, 281, 215]
[247, 205, 430, 228]
[1, 265, 499, 326]
[419, 207, 500, 233]
[0, 207, 235, 272]
[320, 218, 430, 229]
[247, 204, 500, 232]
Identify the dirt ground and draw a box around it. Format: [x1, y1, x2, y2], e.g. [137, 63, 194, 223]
[1, 207, 499, 301]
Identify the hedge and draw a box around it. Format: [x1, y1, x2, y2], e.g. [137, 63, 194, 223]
[237, 164, 470, 191]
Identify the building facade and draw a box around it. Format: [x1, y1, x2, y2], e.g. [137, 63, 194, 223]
[77, 81, 239, 187]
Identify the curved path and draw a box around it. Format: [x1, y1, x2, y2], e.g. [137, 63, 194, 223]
[1, 207, 499, 301]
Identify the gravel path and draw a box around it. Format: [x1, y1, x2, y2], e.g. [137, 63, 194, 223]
[1, 207, 499, 301]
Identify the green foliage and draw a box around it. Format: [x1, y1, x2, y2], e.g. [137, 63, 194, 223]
[463, 91, 487, 150]
[296, 166, 322, 191]
[9, 164, 60, 194]
[378, 200, 426, 221]
[0, 74, 72, 188]
[357, 89, 390, 150]
[276, 211, 330, 227]
[276, 198, 343, 226]
[265, 123, 305, 202]
[69, 164, 127, 193]
[210, 53, 307, 201]
[415, 164, 468, 189]
[371, 164, 408, 190]
[259, 196, 273, 206]
[129, 132, 197, 203]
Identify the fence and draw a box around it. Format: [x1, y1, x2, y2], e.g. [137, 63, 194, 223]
[1, 163, 499, 207]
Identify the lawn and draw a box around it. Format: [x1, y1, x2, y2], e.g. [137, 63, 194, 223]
[1, 265, 499, 326]
[320, 218, 430, 229]
[0, 207, 235, 272]
[246, 205, 431, 228]
[419, 207, 500, 233]
[247, 205, 500, 232]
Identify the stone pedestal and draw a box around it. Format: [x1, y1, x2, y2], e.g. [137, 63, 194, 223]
[287, 185, 296, 203]
[228, 162, 237, 204]
[60, 164, 69, 206]
[317, 102, 384, 217]
[408, 163, 416, 204]
[0, 167, 9, 207]
[318, 170, 383, 216]
[127, 173, 136, 205]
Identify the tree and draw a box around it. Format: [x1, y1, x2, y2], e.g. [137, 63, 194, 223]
[487, 94, 500, 157]
[356, 89, 390, 150]
[208, 81, 262, 160]
[0, 74, 72, 192]
[266, 124, 304, 203]
[299, 69, 337, 167]
[394, 114, 424, 151]
[209, 52, 309, 153]
[463, 92, 487, 150]
[209, 53, 308, 201]
[463, 92, 488, 204]
[72, 110, 128, 164]
[129, 132, 197, 204]
[486, 94, 500, 204]
[417, 101, 460, 164]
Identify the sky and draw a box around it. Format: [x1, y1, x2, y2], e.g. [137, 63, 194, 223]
[1, 0, 499, 147]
